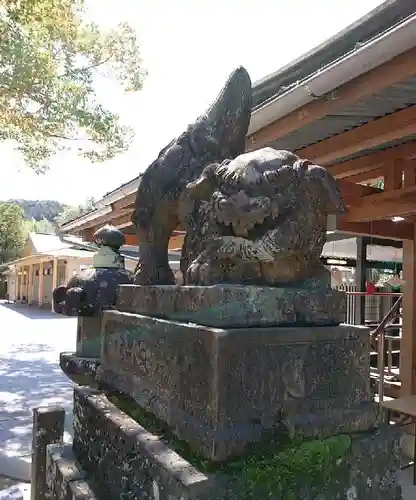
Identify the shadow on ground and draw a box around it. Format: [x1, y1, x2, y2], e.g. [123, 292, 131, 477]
[0, 346, 73, 419]
[0, 303, 68, 320]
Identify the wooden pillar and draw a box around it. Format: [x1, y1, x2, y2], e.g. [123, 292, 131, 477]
[51, 259, 58, 312]
[27, 264, 33, 304]
[38, 262, 44, 307]
[354, 237, 367, 325]
[82, 228, 95, 242]
[14, 268, 19, 302]
[400, 160, 416, 396]
[18, 267, 23, 302]
[401, 232, 416, 396]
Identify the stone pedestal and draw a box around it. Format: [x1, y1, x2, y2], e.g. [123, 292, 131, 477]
[76, 316, 102, 357]
[117, 284, 346, 327]
[59, 317, 102, 386]
[98, 308, 375, 460]
[63, 387, 403, 500]
[49, 284, 403, 499]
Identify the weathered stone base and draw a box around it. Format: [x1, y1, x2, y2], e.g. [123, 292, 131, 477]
[59, 353, 100, 387]
[76, 317, 103, 358]
[71, 387, 403, 500]
[46, 443, 98, 499]
[99, 310, 372, 460]
[116, 284, 346, 327]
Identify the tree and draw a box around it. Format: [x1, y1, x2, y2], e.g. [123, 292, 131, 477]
[55, 196, 96, 225]
[0, 203, 26, 263]
[1, 0, 146, 171]
[24, 217, 56, 234]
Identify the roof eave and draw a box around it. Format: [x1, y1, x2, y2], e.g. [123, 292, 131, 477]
[248, 12, 416, 135]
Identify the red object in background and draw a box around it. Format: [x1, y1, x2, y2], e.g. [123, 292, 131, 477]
[366, 282, 376, 295]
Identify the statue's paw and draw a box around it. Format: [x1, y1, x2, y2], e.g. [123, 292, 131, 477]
[134, 266, 174, 286]
[211, 236, 242, 257]
[186, 259, 211, 285]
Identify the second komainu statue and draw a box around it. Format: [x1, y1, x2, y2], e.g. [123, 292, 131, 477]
[132, 67, 346, 287]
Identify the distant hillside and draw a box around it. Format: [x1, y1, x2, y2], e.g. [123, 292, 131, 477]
[7, 199, 67, 222]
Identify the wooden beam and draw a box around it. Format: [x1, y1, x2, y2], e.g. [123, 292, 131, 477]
[337, 218, 414, 241]
[342, 168, 383, 184]
[350, 184, 416, 205]
[76, 208, 134, 231]
[123, 233, 139, 246]
[168, 234, 185, 250]
[337, 179, 381, 204]
[297, 106, 416, 166]
[81, 228, 95, 242]
[246, 46, 416, 150]
[344, 176, 416, 223]
[112, 212, 134, 230]
[403, 160, 416, 187]
[328, 141, 416, 179]
[345, 200, 416, 223]
[112, 192, 136, 211]
[384, 158, 403, 191]
[120, 233, 183, 249]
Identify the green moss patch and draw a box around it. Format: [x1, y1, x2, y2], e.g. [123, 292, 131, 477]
[108, 392, 352, 498]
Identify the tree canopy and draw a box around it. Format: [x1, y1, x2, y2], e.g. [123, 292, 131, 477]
[54, 196, 96, 225]
[8, 198, 66, 221]
[0, 202, 26, 263]
[1, 0, 146, 171]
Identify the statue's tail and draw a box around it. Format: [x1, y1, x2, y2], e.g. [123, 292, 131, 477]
[201, 66, 252, 158]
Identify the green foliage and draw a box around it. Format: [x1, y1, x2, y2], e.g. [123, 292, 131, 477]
[109, 393, 352, 498]
[23, 217, 56, 234]
[0, 202, 26, 263]
[1, 0, 146, 171]
[8, 199, 66, 221]
[55, 196, 95, 225]
[235, 435, 351, 499]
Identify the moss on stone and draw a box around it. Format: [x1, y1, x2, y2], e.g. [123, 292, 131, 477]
[108, 392, 352, 498]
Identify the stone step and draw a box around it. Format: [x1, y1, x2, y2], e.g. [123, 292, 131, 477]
[115, 283, 347, 327]
[46, 444, 98, 500]
[0, 483, 30, 500]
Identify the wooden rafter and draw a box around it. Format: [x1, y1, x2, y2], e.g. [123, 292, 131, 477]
[337, 218, 414, 241]
[112, 192, 136, 211]
[344, 183, 416, 223]
[76, 208, 134, 231]
[346, 200, 416, 223]
[123, 233, 139, 246]
[297, 106, 416, 165]
[336, 179, 381, 204]
[328, 141, 416, 179]
[113, 212, 135, 230]
[343, 169, 383, 184]
[246, 46, 416, 150]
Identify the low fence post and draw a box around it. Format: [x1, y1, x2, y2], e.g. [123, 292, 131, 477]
[31, 406, 65, 500]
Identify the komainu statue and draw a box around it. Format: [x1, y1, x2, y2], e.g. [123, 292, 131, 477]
[179, 148, 347, 286]
[53, 225, 133, 316]
[132, 67, 252, 285]
[132, 66, 346, 287]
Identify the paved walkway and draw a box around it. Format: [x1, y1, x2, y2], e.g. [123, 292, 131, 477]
[0, 302, 75, 482]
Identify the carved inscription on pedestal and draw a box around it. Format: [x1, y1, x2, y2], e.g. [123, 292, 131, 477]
[102, 321, 172, 400]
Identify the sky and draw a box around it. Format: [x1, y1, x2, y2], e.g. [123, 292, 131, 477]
[0, 0, 386, 205]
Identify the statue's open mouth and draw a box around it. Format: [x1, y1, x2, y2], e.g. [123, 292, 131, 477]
[212, 190, 281, 239]
[216, 212, 281, 239]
